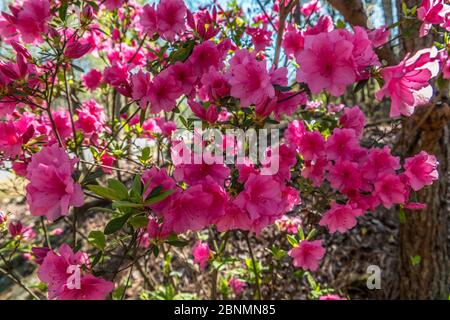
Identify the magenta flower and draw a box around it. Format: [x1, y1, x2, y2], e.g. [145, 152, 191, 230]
[375, 47, 440, 117]
[374, 174, 406, 209]
[156, 0, 187, 41]
[288, 240, 325, 271]
[82, 69, 102, 91]
[25, 144, 84, 221]
[192, 241, 211, 270]
[228, 277, 247, 295]
[339, 106, 366, 138]
[38, 244, 114, 300]
[14, 0, 51, 44]
[403, 151, 439, 191]
[325, 128, 360, 161]
[234, 174, 285, 226]
[417, 0, 447, 37]
[319, 201, 363, 234]
[296, 30, 356, 96]
[228, 49, 275, 107]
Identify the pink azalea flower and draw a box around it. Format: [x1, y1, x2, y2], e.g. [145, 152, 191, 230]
[246, 26, 272, 52]
[100, 153, 116, 174]
[64, 38, 92, 59]
[173, 156, 230, 186]
[325, 128, 360, 161]
[214, 201, 253, 232]
[288, 240, 325, 271]
[228, 49, 275, 107]
[168, 62, 197, 96]
[25, 144, 84, 221]
[404, 202, 427, 210]
[75, 100, 105, 137]
[192, 241, 211, 270]
[8, 221, 36, 240]
[14, 0, 51, 44]
[148, 70, 183, 113]
[296, 30, 356, 96]
[188, 41, 226, 77]
[0, 120, 23, 158]
[300, 0, 321, 16]
[403, 151, 438, 191]
[38, 244, 113, 300]
[140, 4, 157, 35]
[339, 106, 366, 138]
[131, 70, 152, 109]
[199, 67, 230, 101]
[163, 178, 227, 234]
[417, 0, 447, 37]
[328, 160, 362, 193]
[361, 146, 400, 182]
[301, 157, 327, 187]
[277, 215, 303, 234]
[156, 0, 187, 41]
[296, 131, 325, 162]
[82, 69, 102, 90]
[319, 201, 363, 233]
[375, 47, 440, 117]
[367, 26, 390, 47]
[374, 174, 406, 209]
[236, 158, 259, 183]
[282, 24, 304, 59]
[31, 247, 51, 265]
[304, 15, 334, 35]
[187, 9, 219, 40]
[188, 100, 219, 123]
[320, 294, 346, 300]
[228, 277, 247, 295]
[284, 120, 306, 150]
[234, 174, 285, 224]
[104, 0, 125, 11]
[341, 27, 380, 80]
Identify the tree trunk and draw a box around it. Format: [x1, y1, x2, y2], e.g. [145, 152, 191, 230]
[396, 0, 450, 300]
[382, 0, 394, 26]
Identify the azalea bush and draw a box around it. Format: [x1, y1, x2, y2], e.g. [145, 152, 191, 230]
[0, 0, 446, 300]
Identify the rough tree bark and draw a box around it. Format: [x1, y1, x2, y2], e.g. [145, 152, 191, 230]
[395, 0, 450, 300]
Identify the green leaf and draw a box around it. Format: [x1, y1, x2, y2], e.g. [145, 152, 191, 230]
[129, 216, 149, 229]
[336, 19, 346, 29]
[410, 255, 421, 266]
[87, 185, 120, 201]
[107, 179, 129, 200]
[399, 207, 406, 224]
[144, 189, 175, 205]
[112, 201, 144, 209]
[104, 214, 130, 235]
[287, 234, 298, 247]
[165, 240, 188, 247]
[306, 228, 316, 241]
[139, 108, 147, 126]
[145, 185, 163, 200]
[88, 231, 105, 250]
[59, 1, 69, 21]
[130, 175, 142, 199]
